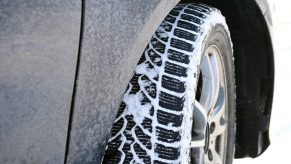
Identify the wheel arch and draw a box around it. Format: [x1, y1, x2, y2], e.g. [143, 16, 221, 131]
[182, 0, 275, 158]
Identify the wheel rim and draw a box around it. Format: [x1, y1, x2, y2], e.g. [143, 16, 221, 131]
[190, 45, 228, 164]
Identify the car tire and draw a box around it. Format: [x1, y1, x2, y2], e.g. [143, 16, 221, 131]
[103, 3, 236, 164]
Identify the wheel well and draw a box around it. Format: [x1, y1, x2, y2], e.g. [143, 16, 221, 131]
[181, 0, 274, 158]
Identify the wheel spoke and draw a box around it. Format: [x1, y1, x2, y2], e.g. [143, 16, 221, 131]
[209, 88, 226, 137]
[190, 138, 205, 147]
[194, 100, 207, 120]
[192, 100, 207, 140]
[209, 148, 223, 164]
[210, 119, 226, 137]
[208, 52, 220, 110]
[199, 52, 220, 113]
[209, 87, 225, 122]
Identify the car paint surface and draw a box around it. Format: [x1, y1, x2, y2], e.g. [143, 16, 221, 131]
[0, 0, 81, 163]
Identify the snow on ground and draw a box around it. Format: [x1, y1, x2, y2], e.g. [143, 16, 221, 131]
[234, 0, 291, 163]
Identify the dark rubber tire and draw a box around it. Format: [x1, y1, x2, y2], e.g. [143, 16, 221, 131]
[103, 3, 235, 164]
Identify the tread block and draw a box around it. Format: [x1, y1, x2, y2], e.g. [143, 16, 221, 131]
[138, 48, 148, 65]
[134, 143, 151, 164]
[103, 135, 123, 163]
[151, 38, 166, 53]
[164, 61, 187, 77]
[156, 28, 169, 42]
[129, 73, 141, 94]
[159, 91, 184, 111]
[187, 4, 211, 13]
[141, 117, 153, 133]
[155, 144, 180, 160]
[169, 10, 179, 16]
[170, 38, 194, 52]
[181, 14, 204, 25]
[194, 4, 212, 12]
[135, 126, 152, 149]
[165, 15, 176, 23]
[157, 109, 183, 127]
[111, 118, 124, 137]
[116, 101, 126, 118]
[102, 149, 122, 164]
[156, 127, 181, 143]
[167, 49, 190, 64]
[174, 28, 198, 42]
[184, 9, 207, 19]
[141, 75, 157, 98]
[150, 107, 154, 116]
[177, 20, 199, 32]
[122, 143, 134, 163]
[125, 115, 136, 131]
[123, 115, 135, 142]
[162, 75, 185, 93]
[173, 6, 184, 11]
[104, 134, 122, 155]
[153, 161, 171, 164]
[160, 21, 173, 32]
[147, 49, 162, 67]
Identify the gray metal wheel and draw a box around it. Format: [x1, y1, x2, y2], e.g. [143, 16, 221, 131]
[191, 45, 229, 164]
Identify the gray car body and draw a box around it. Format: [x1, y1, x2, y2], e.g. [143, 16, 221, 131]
[0, 0, 273, 163]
